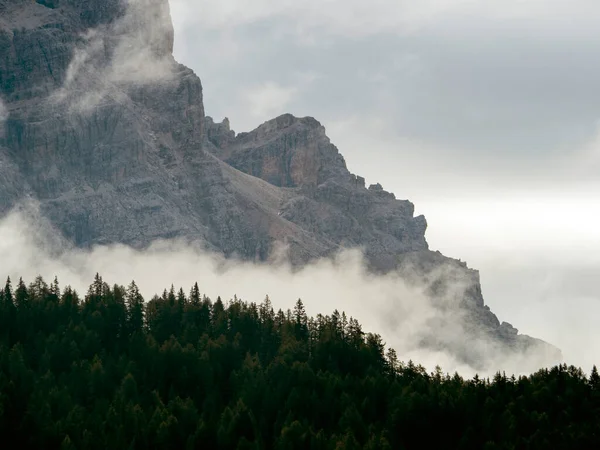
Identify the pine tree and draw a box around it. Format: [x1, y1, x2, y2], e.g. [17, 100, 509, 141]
[15, 277, 29, 309]
[3, 276, 13, 305]
[293, 299, 308, 341]
[126, 281, 145, 335]
[189, 282, 201, 306]
[386, 348, 399, 376]
[50, 276, 61, 297]
[590, 366, 600, 390]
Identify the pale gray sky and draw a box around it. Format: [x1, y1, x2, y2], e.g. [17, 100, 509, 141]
[169, 0, 600, 368]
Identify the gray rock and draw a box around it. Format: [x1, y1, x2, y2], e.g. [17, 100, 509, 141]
[210, 113, 428, 270]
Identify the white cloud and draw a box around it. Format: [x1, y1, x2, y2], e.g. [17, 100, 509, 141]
[52, 0, 177, 113]
[0, 206, 564, 378]
[0, 97, 7, 124]
[244, 82, 298, 121]
[422, 188, 600, 256]
[171, 0, 600, 158]
[171, 0, 446, 37]
[418, 188, 600, 371]
[574, 120, 600, 172]
[171, 0, 600, 39]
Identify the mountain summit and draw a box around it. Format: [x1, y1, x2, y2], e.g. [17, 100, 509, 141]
[0, 0, 561, 368]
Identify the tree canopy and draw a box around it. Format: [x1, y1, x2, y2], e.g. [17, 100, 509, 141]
[0, 275, 598, 449]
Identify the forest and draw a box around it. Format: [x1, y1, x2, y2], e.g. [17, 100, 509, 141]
[0, 274, 599, 449]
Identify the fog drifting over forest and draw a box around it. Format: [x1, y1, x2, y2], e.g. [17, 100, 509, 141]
[0, 206, 576, 378]
[1, 0, 598, 378]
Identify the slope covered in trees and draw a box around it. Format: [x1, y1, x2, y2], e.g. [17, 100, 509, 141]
[0, 275, 598, 449]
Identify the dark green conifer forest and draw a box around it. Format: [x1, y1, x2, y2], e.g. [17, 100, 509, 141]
[0, 275, 599, 449]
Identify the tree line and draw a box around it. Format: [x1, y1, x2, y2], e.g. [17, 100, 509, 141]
[0, 275, 599, 449]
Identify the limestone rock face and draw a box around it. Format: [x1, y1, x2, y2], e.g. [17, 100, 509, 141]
[207, 114, 428, 271]
[221, 114, 347, 189]
[0, 0, 561, 368]
[1, 0, 209, 248]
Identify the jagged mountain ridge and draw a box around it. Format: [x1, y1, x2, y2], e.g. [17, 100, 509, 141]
[205, 113, 429, 268]
[0, 0, 560, 368]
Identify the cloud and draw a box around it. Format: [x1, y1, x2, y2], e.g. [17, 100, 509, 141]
[0, 97, 7, 124]
[0, 204, 564, 378]
[171, 0, 600, 39]
[573, 120, 600, 172]
[422, 189, 600, 256]
[418, 187, 600, 372]
[172, 0, 600, 170]
[52, 0, 177, 113]
[244, 82, 298, 121]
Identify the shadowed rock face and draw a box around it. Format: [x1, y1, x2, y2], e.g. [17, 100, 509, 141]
[0, 0, 561, 368]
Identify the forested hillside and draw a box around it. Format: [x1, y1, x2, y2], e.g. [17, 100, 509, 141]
[0, 275, 598, 449]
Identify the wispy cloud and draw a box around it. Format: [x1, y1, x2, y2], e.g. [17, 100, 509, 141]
[52, 0, 177, 113]
[0, 97, 7, 125]
[244, 82, 298, 120]
[0, 204, 563, 378]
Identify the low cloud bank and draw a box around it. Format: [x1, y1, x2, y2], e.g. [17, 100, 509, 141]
[0, 205, 569, 378]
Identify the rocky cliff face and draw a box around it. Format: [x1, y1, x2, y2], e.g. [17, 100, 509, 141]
[206, 113, 428, 271]
[1, 0, 255, 256]
[0, 0, 561, 368]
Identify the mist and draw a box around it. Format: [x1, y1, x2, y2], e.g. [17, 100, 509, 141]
[420, 188, 600, 373]
[51, 0, 177, 113]
[0, 97, 6, 124]
[1, 0, 594, 381]
[0, 204, 567, 379]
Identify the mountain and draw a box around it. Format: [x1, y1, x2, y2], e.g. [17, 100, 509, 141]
[0, 0, 561, 368]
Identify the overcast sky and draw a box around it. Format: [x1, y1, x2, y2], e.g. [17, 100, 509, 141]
[169, 0, 600, 368]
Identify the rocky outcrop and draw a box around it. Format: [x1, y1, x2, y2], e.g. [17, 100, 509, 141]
[219, 114, 348, 189]
[206, 113, 440, 275]
[206, 114, 429, 271]
[0, 0, 561, 368]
